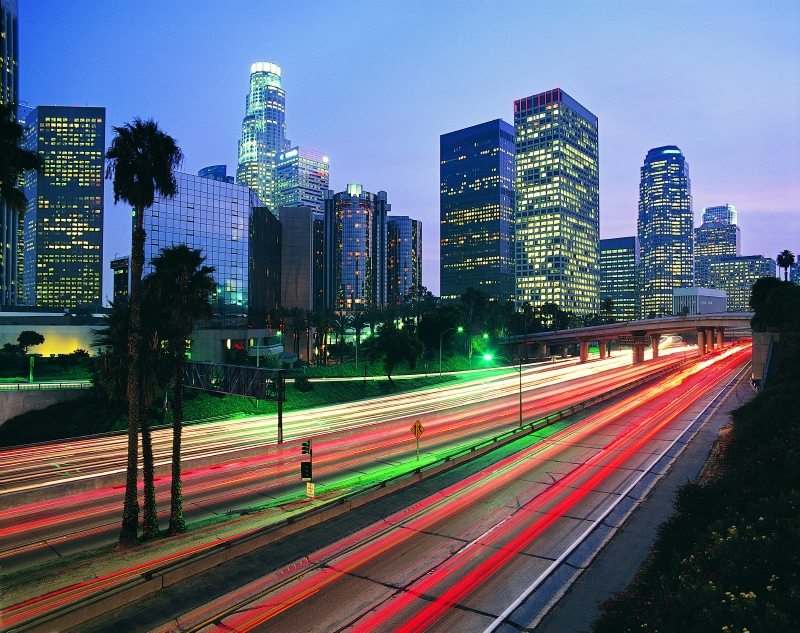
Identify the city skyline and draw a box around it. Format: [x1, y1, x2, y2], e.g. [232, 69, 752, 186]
[17, 1, 800, 299]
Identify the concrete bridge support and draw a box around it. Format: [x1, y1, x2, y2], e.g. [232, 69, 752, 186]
[632, 344, 646, 364]
[651, 333, 661, 359]
[707, 328, 715, 351]
[697, 329, 706, 357]
[717, 328, 725, 349]
[539, 343, 547, 361]
[561, 345, 569, 358]
[579, 340, 589, 363]
[599, 340, 608, 359]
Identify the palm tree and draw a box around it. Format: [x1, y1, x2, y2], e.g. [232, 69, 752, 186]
[332, 313, 354, 365]
[351, 311, 369, 369]
[365, 306, 382, 337]
[105, 119, 183, 548]
[146, 245, 215, 536]
[289, 307, 308, 357]
[521, 301, 533, 361]
[0, 104, 42, 305]
[777, 250, 795, 281]
[309, 308, 334, 365]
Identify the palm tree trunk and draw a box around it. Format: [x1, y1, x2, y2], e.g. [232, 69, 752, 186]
[119, 215, 145, 547]
[168, 340, 187, 535]
[140, 406, 159, 539]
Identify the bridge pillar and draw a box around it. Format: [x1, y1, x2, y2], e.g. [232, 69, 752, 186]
[579, 340, 589, 363]
[697, 329, 706, 357]
[599, 340, 608, 359]
[717, 328, 725, 349]
[632, 344, 646, 364]
[561, 345, 569, 358]
[707, 328, 716, 351]
[538, 343, 547, 361]
[651, 333, 661, 359]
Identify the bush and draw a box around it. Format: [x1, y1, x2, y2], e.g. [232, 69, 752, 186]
[294, 376, 314, 393]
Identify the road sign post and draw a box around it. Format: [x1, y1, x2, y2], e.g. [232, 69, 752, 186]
[301, 439, 313, 492]
[411, 419, 424, 461]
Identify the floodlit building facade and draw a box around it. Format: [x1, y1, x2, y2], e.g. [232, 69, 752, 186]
[708, 255, 776, 312]
[638, 146, 693, 316]
[236, 62, 288, 212]
[439, 119, 515, 303]
[672, 287, 726, 315]
[0, 0, 19, 305]
[514, 89, 599, 314]
[599, 236, 640, 322]
[323, 185, 389, 312]
[22, 106, 105, 309]
[694, 220, 741, 288]
[274, 147, 329, 215]
[146, 172, 281, 327]
[387, 216, 422, 308]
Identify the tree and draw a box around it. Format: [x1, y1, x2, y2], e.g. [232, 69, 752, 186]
[369, 325, 424, 380]
[288, 307, 308, 357]
[105, 119, 184, 548]
[351, 311, 369, 367]
[777, 250, 796, 282]
[146, 245, 215, 535]
[331, 313, 353, 365]
[365, 306, 382, 337]
[309, 308, 334, 365]
[750, 277, 800, 332]
[17, 330, 44, 354]
[600, 298, 614, 322]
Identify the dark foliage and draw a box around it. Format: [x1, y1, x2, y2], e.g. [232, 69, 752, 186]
[293, 376, 314, 393]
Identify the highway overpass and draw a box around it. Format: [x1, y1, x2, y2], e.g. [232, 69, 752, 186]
[508, 312, 753, 363]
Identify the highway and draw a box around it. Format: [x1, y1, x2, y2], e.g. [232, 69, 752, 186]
[0, 349, 690, 577]
[133, 344, 749, 633]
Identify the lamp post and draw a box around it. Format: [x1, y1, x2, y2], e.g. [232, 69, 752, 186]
[484, 353, 523, 428]
[439, 326, 463, 378]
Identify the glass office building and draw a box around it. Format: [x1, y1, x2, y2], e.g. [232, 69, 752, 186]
[323, 185, 389, 312]
[514, 89, 599, 314]
[599, 236, 640, 322]
[387, 216, 422, 308]
[198, 165, 234, 183]
[274, 147, 329, 215]
[110, 256, 129, 300]
[145, 172, 281, 327]
[236, 62, 288, 212]
[0, 0, 19, 305]
[708, 255, 776, 312]
[702, 204, 737, 226]
[439, 119, 515, 303]
[22, 106, 105, 308]
[638, 145, 693, 316]
[694, 220, 740, 288]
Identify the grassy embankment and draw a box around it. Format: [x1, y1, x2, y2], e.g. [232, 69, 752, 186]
[591, 332, 800, 633]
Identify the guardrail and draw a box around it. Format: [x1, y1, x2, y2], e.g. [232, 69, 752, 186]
[8, 353, 706, 633]
[0, 381, 92, 392]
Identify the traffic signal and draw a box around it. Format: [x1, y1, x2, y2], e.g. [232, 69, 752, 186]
[300, 461, 312, 481]
[301, 440, 312, 455]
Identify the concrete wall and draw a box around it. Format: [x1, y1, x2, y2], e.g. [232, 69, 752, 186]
[751, 331, 780, 386]
[0, 388, 91, 427]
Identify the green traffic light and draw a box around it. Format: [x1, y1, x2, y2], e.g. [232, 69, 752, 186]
[457, 326, 464, 332]
[483, 354, 492, 361]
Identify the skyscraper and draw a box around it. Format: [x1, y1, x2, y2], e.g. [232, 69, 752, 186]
[702, 204, 737, 226]
[694, 220, 741, 288]
[387, 216, 422, 308]
[146, 173, 280, 326]
[274, 147, 329, 215]
[236, 62, 288, 213]
[439, 119, 515, 303]
[0, 0, 19, 305]
[198, 165, 234, 183]
[280, 205, 317, 311]
[22, 106, 105, 308]
[599, 237, 640, 322]
[323, 185, 389, 312]
[110, 256, 129, 300]
[514, 89, 599, 314]
[638, 145, 693, 316]
[708, 255, 775, 312]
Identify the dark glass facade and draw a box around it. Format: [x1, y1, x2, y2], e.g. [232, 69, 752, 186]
[638, 145, 693, 316]
[514, 89, 599, 314]
[440, 119, 515, 302]
[599, 236, 640, 322]
[313, 213, 324, 311]
[198, 165, 234, 183]
[387, 216, 422, 307]
[274, 147, 329, 215]
[323, 185, 388, 312]
[22, 106, 105, 308]
[0, 0, 20, 305]
[145, 172, 279, 327]
[236, 62, 288, 212]
[110, 256, 129, 300]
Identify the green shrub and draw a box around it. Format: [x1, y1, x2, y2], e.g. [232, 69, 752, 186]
[293, 376, 314, 393]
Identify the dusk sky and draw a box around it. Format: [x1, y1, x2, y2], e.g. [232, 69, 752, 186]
[19, 1, 799, 300]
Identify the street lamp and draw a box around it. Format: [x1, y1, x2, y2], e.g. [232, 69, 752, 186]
[484, 353, 523, 428]
[439, 326, 464, 378]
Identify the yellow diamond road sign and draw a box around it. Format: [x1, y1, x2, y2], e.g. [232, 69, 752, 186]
[411, 420, 424, 439]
